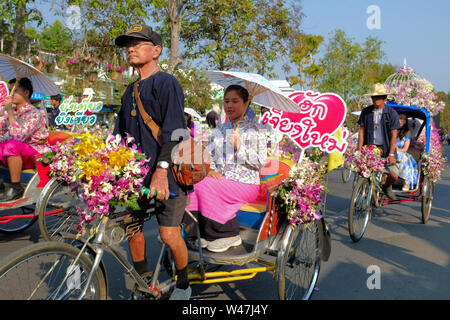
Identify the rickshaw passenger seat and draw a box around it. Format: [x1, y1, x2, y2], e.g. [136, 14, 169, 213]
[0, 166, 36, 184]
[406, 138, 425, 163]
[235, 157, 294, 230]
[47, 131, 74, 146]
[236, 199, 267, 229]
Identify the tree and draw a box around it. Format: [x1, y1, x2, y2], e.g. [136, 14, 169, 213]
[318, 29, 362, 103]
[318, 29, 395, 108]
[318, 29, 396, 133]
[40, 20, 73, 53]
[170, 66, 220, 114]
[150, 0, 196, 74]
[25, 26, 39, 55]
[59, 0, 151, 61]
[179, 0, 297, 77]
[0, 0, 43, 57]
[436, 91, 450, 131]
[287, 33, 324, 90]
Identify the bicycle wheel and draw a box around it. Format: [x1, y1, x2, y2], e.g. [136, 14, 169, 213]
[277, 222, 320, 300]
[341, 163, 353, 183]
[0, 242, 107, 300]
[37, 179, 84, 241]
[421, 176, 434, 224]
[348, 177, 372, 242]
[0, 207, 38, 234]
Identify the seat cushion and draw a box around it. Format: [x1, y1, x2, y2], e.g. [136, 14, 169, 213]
[236, 198, 267, 229]
[236, 158, 295, 229]
[257, 158, 294, 200]
[48, 131, 74, 146]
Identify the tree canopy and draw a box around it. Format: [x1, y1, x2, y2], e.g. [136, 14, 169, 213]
[40, 19, 73, 53]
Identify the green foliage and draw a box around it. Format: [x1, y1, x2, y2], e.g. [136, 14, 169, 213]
[288, 33, 324, 90]
[318, 29, 363, 102]
[64, 0, 151, 61]
[178, 0, 296, 76]
[40, 20, 73, 53]
[0, 0, 44, 56]
[25, 26, 39, 39]
[162, 61, 220, 114]
[436, 91, 450, 131]
[318, 29, 397, 113]
[316, 29, 400, 133]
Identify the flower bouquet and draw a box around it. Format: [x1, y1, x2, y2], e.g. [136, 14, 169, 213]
[105, 64, 126, 81]
[347, 145, 385, 179]
[343, 132, 358, 168]
[40, 126, 150, 230]
[273, 136, 302, 162]
[271, 157, 327, 225]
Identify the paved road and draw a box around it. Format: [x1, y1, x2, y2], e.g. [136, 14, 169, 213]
[1, 145, 449, 300]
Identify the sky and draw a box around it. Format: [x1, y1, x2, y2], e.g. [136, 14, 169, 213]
[299, 0, 450, 92]
[33, 0, 450, 93]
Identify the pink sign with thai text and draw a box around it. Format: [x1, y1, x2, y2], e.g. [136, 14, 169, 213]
[0, 81, 9, 107]
[262, 90, 349, 154]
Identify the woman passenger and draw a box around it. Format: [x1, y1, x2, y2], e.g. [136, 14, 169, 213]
[396, 114, 419, 191]
[186, 85, 268, 252]
[0, 78, 49, 201]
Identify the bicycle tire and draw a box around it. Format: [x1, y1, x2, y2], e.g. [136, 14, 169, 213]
[348, 177, 372, 242]
[421, 176, 434, 224]
[277, 222, 320, 300]
[0, 207, 38, 234]
[0, 241, 107, 300]
[37, 179, 83, 242]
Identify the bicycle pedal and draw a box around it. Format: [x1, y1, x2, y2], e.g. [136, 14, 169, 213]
[131, 282, 161, 300]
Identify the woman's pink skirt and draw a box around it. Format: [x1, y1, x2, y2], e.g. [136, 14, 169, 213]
[186, 176, 260, 225]
[0, 140, 38, 169]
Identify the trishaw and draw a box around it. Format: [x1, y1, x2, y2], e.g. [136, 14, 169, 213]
[0, 132, 78, 235]
[0, 166, 41, 233]
[348, 103, 435, 242]
[0, 156, 330, 300]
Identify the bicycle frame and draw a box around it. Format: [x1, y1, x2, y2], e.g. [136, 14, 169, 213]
[52, 168, 320, 300]
[69, 212, 279, 300]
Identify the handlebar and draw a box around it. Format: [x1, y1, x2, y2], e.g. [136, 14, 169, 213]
[139, 187, 176, 199]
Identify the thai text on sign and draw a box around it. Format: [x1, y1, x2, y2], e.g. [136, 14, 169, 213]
[262, 91, 349, 154]
[56, 95, 102, 126]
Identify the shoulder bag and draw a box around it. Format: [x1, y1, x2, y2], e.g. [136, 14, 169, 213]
[133, 81, 211, 186]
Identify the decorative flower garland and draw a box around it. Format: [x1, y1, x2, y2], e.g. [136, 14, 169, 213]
[40, 126, 150, 230]
[343, 130, 358, 167]
[385, 67, 445, 116]
[419, 122, 447, 182]
[271, 156, 326, 225]
[272, 136, 302, 162]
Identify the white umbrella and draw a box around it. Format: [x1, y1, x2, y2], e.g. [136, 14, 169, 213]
[204, 70, 299, 113]
[0, 54, 60, 96]
[184, 107, 203, 119]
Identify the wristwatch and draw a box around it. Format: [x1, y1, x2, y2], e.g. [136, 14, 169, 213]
[156, 161, 170, 169]
[388, 153, 395, 157]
